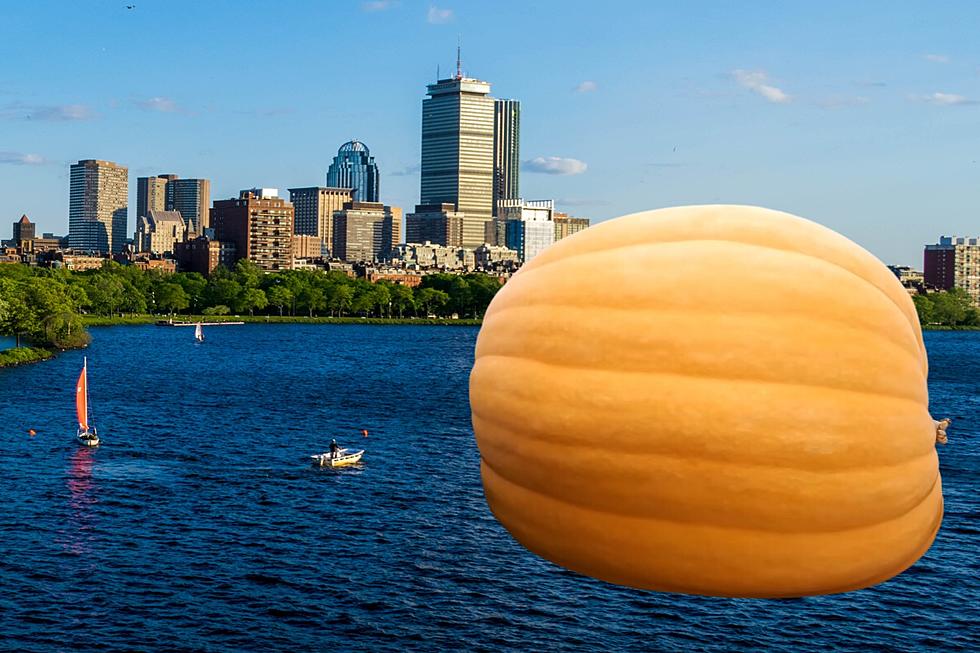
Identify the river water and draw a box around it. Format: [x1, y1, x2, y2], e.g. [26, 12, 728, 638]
[0, 325, 976, 651]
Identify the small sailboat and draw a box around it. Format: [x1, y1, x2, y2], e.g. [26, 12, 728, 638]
[194, 323, 204, 343]
[75, 357, 99, 447]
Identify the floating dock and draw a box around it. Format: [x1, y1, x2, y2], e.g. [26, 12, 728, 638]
[155, 320, 245, 327]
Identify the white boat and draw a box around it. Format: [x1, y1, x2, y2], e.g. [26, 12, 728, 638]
[194, 323, 204, 342]
[75, 357, 100, 447]
[310, 448, 364, 468]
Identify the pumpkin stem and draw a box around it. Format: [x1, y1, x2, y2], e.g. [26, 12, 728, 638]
[934, 418, 951, 446]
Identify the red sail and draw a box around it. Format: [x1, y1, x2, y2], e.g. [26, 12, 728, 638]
[76, 362, 88, 431]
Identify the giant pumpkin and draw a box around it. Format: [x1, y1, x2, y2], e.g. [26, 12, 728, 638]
[470, 205, 942, 598]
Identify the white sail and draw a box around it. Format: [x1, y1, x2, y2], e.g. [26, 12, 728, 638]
[194, 323, 203, 341]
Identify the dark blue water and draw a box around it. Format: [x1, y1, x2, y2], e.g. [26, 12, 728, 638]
[0, 325, 976, 652]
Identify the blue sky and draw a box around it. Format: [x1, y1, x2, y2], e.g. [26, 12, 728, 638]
[2, 0, 979, 265]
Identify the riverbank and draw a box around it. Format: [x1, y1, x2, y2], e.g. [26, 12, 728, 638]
[81, 314, 482, 327]
[0, 346, 54, 368]
[922, 325, 980, 331]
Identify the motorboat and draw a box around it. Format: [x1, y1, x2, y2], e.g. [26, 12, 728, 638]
[310, 448, 364, 468]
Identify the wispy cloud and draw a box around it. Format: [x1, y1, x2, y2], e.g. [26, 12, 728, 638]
[814, 95, 871, 109]
[915, 92, 977, 106]
[732, 69, 791, 104]
[0, 102, 95, 121]
[574, 80, 597, 93]
[556, 198, 609, 208]
[924, 53, 950, 64]
[133, 96, 179, 113]
[427, 5, 453, 24]
[524, 156, 588, 176]
[363, 0, 397, 11]
[0, 151, 47, 165]
[390, 163, 420, 177]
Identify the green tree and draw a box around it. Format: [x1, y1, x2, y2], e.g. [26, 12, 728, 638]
[328, 284, 354, 316]
[415, 287, 449, 316]
[85, 274, 125, 316]
[206, 278, 242, 312]
[373, 284, 392, 318]
[155, 282, 190, 314]
[266, 285, 293, 317]
[240, 288, 268, 316]
[390, 284, 415, 318]
[912, 294, 935, 325]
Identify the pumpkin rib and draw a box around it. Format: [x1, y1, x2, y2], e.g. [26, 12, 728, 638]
[483, 461, 943, 597]
[478, 303, 926, 384]
[475, 418, 940, 531]
[470, 407, 937, 475]
[481, 450, 942, 538]
[508, 237, 923, 360]
[476, 352, 925, 405]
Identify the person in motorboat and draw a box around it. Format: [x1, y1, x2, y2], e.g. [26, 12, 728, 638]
[330, 439, 339, 459]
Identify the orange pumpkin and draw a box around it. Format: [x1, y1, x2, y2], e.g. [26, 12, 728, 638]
[470, 205, 942, 598]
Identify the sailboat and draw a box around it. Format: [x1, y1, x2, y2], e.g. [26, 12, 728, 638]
[75, 357, 99, 447]
[194, 322, 204, 343]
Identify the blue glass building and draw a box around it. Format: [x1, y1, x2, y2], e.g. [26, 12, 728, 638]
[326, 140, 380, 203]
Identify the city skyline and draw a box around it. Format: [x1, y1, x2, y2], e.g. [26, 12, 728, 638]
[3, 1, 980, 266]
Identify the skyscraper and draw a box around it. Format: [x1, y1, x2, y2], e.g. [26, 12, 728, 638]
[331, 201, 400, 262]
[136, 176, 168, 219]
[499, 199, 556, 263]
[171, 178, 211, 231]
[405, 203, 464, 247]
[420, 65, 495, 248]
[288, 186, 354, 257]
[326, 141, 380, 203]
[493, 99, 520, 215]
[68, 159, 128, 254]
[137, 175, 211, 230]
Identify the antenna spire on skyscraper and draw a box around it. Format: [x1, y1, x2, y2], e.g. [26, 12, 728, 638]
[456, 37, 462, 80]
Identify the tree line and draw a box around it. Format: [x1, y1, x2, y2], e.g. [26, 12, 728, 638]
[912, 288, 980, 327]
[0, 261, 505, 348]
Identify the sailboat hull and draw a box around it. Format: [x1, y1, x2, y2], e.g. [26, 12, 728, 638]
[77, 434, 100, 447]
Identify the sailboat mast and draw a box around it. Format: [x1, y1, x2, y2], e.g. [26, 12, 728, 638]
[83, 356, 89, 426]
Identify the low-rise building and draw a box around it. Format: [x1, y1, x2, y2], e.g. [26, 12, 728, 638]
[924, 236, 980, 303]
[888, 265, 925, 294]
[61, 253, 108, 271]
[474, 243, 520, 271]
[365, 268, 425, 287]
[391, 241, 475, 270]
[135, 210, 189, 255]
[175, 236, 237, 276]
[553, 211, 590, 241]
[0, 246, 20, 264]
[133, 258, 177, 274]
